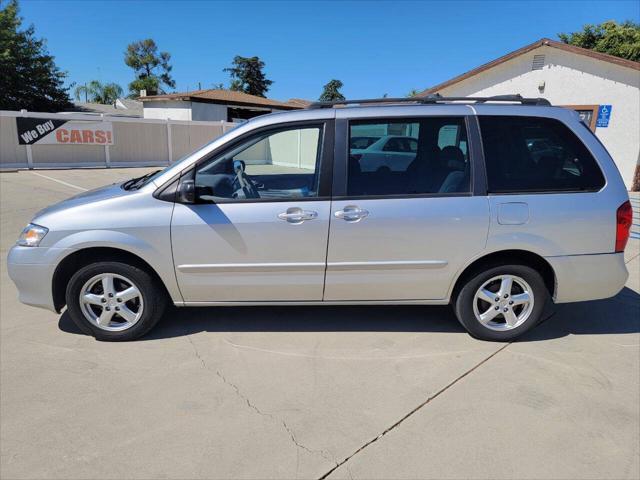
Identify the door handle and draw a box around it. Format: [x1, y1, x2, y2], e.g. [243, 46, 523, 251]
[334, 205, 369, 222]
[278, 207, 318, 224]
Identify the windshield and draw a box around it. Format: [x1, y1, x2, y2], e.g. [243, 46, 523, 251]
[122, 123, 250, 191]
[129, 121, 249, 190]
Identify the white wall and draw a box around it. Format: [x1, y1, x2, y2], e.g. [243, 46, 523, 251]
[143, 100, 287, 123]
[267, 129, 319, 169]
[143, 100, 193, 121]
[0, 110, 234, 169]
[235, 128, 319, 170]
[435, 46, 640, 188]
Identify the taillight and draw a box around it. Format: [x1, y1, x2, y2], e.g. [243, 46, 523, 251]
[615, 200, 633, 252]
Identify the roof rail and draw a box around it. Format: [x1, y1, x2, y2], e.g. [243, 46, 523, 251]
[307, 94, 551, 109]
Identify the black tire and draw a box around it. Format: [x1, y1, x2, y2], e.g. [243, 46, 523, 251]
[454, 264, 549, 341]
[65, 261, 168, 341]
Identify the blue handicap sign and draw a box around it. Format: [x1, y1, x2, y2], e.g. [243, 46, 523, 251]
[596, 105, 612, 128]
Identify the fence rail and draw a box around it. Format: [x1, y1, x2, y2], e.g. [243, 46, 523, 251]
[0, 110, 235, 170]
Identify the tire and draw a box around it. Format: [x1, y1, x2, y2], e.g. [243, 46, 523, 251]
[454, 264, 549, 341]
[65, 261, 168, 341]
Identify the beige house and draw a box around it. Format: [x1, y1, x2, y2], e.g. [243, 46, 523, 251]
[418, 38, 640, 189]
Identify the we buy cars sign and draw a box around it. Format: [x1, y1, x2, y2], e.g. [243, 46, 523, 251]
[16, 117, 114, 145]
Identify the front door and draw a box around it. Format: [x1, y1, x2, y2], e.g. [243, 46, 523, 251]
[171, 122, 333, 302]
[324, 115, 490, 301]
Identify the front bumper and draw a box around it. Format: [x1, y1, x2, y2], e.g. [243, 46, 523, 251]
[546, 252, 628, 303]
[7, 245, 71, 313]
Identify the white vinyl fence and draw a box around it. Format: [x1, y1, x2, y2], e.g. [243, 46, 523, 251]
[0, 110, 235, 170]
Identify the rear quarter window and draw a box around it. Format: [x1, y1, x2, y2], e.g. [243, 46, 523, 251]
[479, 116, 605, 193]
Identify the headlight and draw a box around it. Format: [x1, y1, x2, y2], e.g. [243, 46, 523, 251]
[17, 223, 49, 247]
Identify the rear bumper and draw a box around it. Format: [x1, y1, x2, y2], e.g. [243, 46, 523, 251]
[7, 245, 71, 313]
[546, 252, 628, 303]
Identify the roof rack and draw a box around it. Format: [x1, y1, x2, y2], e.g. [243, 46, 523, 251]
[307, 94, 551, 109]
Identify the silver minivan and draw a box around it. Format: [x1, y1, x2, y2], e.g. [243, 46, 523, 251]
[7, 96, 633, 341]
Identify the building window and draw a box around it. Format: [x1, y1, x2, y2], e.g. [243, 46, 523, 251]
[561, 105, 599, 131]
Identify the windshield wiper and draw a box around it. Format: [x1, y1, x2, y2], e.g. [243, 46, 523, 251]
[122, 177, 140, 190]
[122, 170, 161, 190]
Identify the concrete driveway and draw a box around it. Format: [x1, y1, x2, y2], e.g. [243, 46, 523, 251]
[1, 169, 638, 480]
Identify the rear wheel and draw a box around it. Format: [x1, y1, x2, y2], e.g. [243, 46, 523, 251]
[454, 264, 548, 341]
[66, 261, 167, 341]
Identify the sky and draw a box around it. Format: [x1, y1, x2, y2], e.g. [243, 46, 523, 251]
[17, 0, 640, 102]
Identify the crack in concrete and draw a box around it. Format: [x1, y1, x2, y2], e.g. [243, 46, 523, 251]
[215, 369, 272, 418]
[224, 338, 474, 360]
[281, 419, 337, 465]
[186, 336, 206, 369]
[186, 335, 337, 469]
[318, 343, 512, 479]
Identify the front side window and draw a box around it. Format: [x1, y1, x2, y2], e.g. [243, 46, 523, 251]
[348, 118, 471, 196]
[195, 126, 323, 201]
[479, 116, 605, 193]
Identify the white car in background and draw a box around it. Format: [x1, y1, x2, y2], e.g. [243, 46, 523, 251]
[350, 135, 418, 172]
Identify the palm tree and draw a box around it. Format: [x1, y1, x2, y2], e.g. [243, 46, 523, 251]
[74, 80, 124, 104]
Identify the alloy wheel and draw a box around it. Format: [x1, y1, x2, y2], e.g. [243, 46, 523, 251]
[79, 273, 144, 331]
[472, 274, 534, 331]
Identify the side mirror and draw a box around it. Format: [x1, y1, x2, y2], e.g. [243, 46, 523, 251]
[177, 179, 195, 204]
[233, 159, 246, 173]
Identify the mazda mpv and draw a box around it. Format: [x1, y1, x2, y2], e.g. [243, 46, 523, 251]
[8, 95, 633, 341]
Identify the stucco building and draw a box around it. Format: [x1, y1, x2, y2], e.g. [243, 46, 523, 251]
[417, 38, 640, 189]
[139, 89, 302, 123]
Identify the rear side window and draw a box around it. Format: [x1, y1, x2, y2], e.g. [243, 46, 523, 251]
[479, 116, 605, 193]
[350, 136, 379, 149]
[348, 117, 471, 196]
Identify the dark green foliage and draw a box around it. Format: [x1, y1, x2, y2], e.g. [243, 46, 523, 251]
[559, 21, 640, 62]
[125, 39, 175, 97]
[0, 0, 72, 111]
[224, 56, 273, 97]
[319, 79, 345, 101]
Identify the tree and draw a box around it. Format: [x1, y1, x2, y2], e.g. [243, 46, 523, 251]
[319, 79, 345, 101]
[224, 56, 272, 97]
[559, 20, 640, 62]
[406, 88, 421, 97]
[125, 39, 175, 97]
[74, 80, 123, 104]
[0, 0, 72, 111]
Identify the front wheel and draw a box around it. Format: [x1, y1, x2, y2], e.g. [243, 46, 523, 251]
[65, 261, 167, 341]
[454, 264, 549, 341]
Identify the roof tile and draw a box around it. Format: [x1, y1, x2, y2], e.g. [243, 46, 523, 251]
[139, 89, 301, 109]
